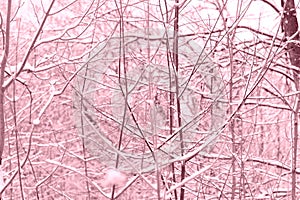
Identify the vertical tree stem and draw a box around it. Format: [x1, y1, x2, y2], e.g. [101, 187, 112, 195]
[172, 1, 185, 200]
[0, 0, 12, 166]
[281, 0, 300, 199]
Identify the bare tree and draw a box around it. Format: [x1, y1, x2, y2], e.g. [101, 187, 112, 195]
[281, 1, 300, 199]
[1, 0, 300, 199]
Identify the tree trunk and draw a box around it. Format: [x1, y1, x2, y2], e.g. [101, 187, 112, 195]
[0, 0, 12, 167]
[281, 0, 300, 199]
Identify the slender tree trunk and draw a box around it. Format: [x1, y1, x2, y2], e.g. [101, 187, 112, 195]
[172, 1, 185, 200]
[281, 0, 300, 199]
[0, 0, 12, 167]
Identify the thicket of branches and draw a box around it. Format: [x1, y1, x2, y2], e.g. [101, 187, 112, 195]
[0, 0, 300, 199]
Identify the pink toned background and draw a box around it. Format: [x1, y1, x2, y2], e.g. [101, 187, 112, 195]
[0, 0, 298, 199]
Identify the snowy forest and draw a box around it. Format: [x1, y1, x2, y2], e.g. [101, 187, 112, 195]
[1, 0, 300, 199]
